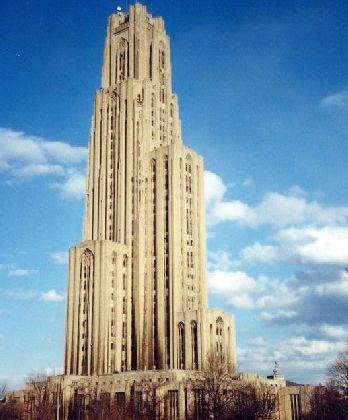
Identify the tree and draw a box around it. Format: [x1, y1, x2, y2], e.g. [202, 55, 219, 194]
[192, 355, 276, 420]
[0, 383, 6, 401]
[70, 380, 165, 420]
[26, 372, 56, 420]
[303, 342, 348, 420]
[193, 353, 236, 420]
[0, 382, 24, 420]
[232, 382, 276, 420]
[303, 383, 348, 420]
[192, 353, 276, 420]
[328, 342, 348, 395]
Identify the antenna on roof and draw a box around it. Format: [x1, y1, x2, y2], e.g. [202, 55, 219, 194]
[117, 6, 122, 15]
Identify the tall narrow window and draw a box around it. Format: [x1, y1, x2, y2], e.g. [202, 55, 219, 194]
[191, 321, 198, 369]
[149, 44, 153, 79]
[164, 156, 170, 368]
[118, 39, 129, 82]
[216, 317, 224, 363]
[151, 159, 158, 368]
[78, 249, 94, 375]
[110, 253, 117, 372]
[121, 254, 128, 371]
[178, 323, 185, 369]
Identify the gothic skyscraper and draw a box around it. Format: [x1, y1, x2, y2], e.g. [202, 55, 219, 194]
[64, 3, 236, 377]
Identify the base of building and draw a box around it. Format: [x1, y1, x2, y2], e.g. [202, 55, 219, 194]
[6, 369, 312, 420]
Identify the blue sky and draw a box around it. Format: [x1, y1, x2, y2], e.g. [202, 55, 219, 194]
[1, 0, 348, 388]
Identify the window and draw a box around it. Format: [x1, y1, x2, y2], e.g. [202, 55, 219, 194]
[178, 323, 185, 369]
[191, 321, 198, 369]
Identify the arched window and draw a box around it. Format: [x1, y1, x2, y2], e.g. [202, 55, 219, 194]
[121, 254, 128, 371]
[178, 323, 185, 369]
[117, 39, 129, 82]
[216, 317, 224, 363]
[191, 321, 198, 369]
[158, 42, 166, 83]
[79, 249, 94, 375]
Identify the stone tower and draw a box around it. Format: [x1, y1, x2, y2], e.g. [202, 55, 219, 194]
[64, 3, 236, 377]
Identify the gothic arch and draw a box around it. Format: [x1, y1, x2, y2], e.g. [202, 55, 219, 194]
[78, 249, 94, 375]
[178, 322, 185, 369]
[216, 316, 224, 363]
[116, 38, 129, 82]
[158, 41, 166, 84]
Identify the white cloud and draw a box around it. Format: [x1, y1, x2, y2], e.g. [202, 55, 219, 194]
[208, 269, 264, 309]
[249, 337, 267, 347]
[50, 252, 68, 265]
[209, 200, 251, 226]
[239, 242, 279, 264]
[0, 128, 86, 170]
[321, 89, 348, 108]
[0, 128, 87, 199]
[204, 171, 227, 207]
[256, 280, 300, 308]
[260, 310, 298, 323]
[205, 171, 348, 228]
[53, 172, 85, 200]
[10, 163, 64, 178]
[316, 273, 348, 296]
[276, 226, 348, 265]
[319, 324, 346, 340]
[239, 334, 346, 384]
[40, 289, 66, 302]
[42, 366, 64, 376]
[8, 269, 36, 277]
[208, 250, 233, 271]
[290, 336, 342, 356]
[240, 226, 348, 266]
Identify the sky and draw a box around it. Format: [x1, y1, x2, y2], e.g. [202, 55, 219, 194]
[1, 0, 348, 388]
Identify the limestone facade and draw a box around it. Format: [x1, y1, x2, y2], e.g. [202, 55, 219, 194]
[64, 3, 236, 377]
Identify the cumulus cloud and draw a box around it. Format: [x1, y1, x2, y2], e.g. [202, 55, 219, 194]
[204, 171, 227, 207]
[275, 226, 348, 265]
[316, 272, 348, 296]
[258, 268, 348, 328]
[0, 128, 86, 170]
[50, 252, 68, 265]
[10, 163, 65, 178]
[260, 309, 298, 324]
[208, 269, 264, 309]
[40, 289, 66, 302]
[0, 127, 87, 199]
[208, 250, 233, 271]
[321, 89, 348, 108]
[205, 171, 348, 227]
[238, 334, 346, 384]
[52, 172, 86, 200]
[256, 280, 301, 308]
[319, 324, 347, 340]
[239, 242, 279, 264]
[239, 226, 348, 266]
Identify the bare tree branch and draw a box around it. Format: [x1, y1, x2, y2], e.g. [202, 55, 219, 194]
[328, 342, 348, 395]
